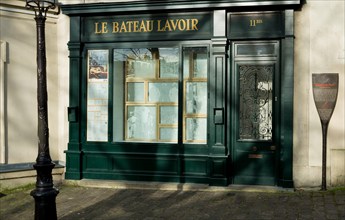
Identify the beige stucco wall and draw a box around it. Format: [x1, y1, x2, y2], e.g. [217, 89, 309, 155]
[294, 0, 345, 187]
[56, 13, 70, 168]
[0, 1, 60, 163]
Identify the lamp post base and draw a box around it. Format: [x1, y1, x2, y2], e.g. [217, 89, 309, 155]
[31, 163, 59, 220]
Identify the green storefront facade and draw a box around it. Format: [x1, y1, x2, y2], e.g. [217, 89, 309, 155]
[62, 0, 300, 187]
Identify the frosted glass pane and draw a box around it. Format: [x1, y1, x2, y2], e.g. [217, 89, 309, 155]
[131, 60, 156, 78]
[186, 118, 207, 141]
[183, 51, 190, 79]
[160, 106, 178, 124]
[186, 82, 207, 114]
[88, 83, 108, 99]
[160, 128, 178, 141]
[127, 82, 144, 102]
[160, 48, 179, 79]
[149, 83, 178, 102]
[183, 47, 208, 79]
[193, 52, 208, 78]
[127, 106, 156, 140]
[237, 44, 276, 56]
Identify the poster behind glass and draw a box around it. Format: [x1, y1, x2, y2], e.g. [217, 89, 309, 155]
[87, 50, 109, 142]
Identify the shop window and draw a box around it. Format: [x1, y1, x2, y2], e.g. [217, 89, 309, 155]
[183, 47, 208, 143]
[86, 50, 109, 142]
[113, 48, 179, 142]
[87, 46, 208, 143]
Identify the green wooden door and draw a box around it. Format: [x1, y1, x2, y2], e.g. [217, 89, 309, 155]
[231, 41, 280, 185]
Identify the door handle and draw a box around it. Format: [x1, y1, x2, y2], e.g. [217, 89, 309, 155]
[270, 145, 276, 151]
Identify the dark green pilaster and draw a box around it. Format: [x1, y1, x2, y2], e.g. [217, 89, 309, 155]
[209, 37, 229, 186]
[65, 16, 83, 180]
[279, 9, 294, 188]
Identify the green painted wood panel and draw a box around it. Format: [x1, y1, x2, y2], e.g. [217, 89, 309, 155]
[228, 12, 284, 39]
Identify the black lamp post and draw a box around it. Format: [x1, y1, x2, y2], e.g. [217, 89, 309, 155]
[25, 1, 59, 219]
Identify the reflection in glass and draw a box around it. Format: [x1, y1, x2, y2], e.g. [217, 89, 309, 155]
[193, 52, 208, 78]
[186, 82, 207, 114]
[183, 52, 190, 78]
[183, 47, 208, 79]
[160, 48, 179, 79]
[149, 83, 178, 102]
[131, 60, 156, 78]
[127, 106, 156, 140]
[186, 118, 207, 141]
[114, 48, 157, 78]
[160, 106, 178, 124]
[127, 82, 144, 102]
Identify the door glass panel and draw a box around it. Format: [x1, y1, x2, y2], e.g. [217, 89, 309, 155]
[238, 65, 273, 141]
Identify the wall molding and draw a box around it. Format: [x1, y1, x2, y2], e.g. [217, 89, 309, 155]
[0, 40, 7, 164]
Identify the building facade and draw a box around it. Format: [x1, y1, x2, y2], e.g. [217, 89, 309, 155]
[0, 0, 344, 189]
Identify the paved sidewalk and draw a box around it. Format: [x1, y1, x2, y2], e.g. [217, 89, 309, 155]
[1, 182, 344, 220]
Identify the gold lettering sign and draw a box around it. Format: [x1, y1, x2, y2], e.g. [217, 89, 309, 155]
[249, 19, 263, 27]
[95, 18, 199, 34]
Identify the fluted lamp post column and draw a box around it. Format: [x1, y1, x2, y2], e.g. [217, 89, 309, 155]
[25, 1, 59, 219]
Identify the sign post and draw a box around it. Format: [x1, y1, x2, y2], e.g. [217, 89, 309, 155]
[312, 73, 338, 191]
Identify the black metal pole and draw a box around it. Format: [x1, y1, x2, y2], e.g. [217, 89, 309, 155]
[321, 122, 328, 191]
[30, 11, 59, 220]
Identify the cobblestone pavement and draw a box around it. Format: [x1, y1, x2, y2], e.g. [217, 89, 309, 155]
[1, 183, 344, 220]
